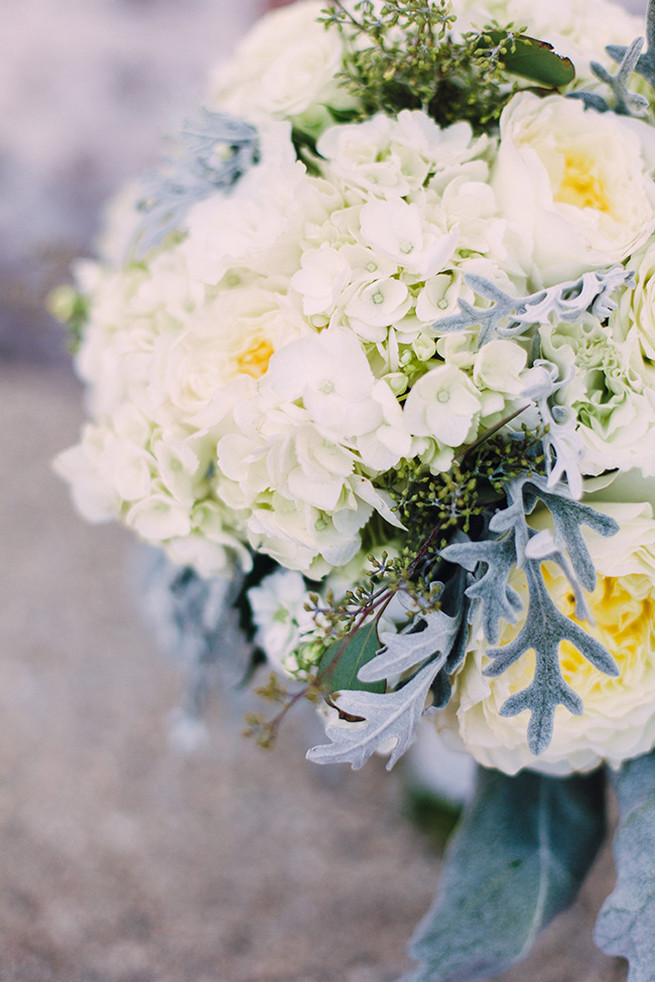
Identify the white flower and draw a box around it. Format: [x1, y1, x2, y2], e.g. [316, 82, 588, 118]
[539, 317, 655, 478]
[472, 338, 528, 398]
[318, 110, 490, 200]
[207, 0, 354, 128]
[622, 243, 655, 361]
[248, 569, 317, 675]
[181, 122, 312, 286]
[437, 501, 655, 775]
[345, 278, 412, 342]
[359, 198, 459, 278]
[404, 364, 482, 451]
[290, 246, 352, 318]
[54, 426, 119, 524]
[493, 93, 655, 286]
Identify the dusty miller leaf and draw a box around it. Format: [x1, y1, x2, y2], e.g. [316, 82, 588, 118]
[441, 476, 619, 755]
[404, 767, 606, 982]
[132, 109, 259, 257]
[592, 37, 649, 116]
[487, 559, 618, 754]
[441, 535, 522, 646]
[606, 0, 655, 90]
[358, 608, 460, 683]
[519, 360, 584, 497]
[431, 266, 632, 347]
[595, 750, 655, 980]
[306, 656, 448, 770]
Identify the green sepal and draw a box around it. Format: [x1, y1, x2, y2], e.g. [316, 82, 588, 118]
[477, 33, 575, 88]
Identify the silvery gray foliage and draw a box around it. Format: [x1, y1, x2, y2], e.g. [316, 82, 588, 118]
[141, 548, 245, 719]
[571, 0, 655, 115]
[404, 767, 606, 982]
[358, 609, 460, 683]
[132, 108, 259, 257]
[605, 0, 655, 99]
[431, 266, 632, 348]
[595, 750, 655, 981]
[307, 657, 448, 770]
[520, 360, 584, 498]
[592, 37, 649, 117]
[306, 602, 467, 770]
[442, 476, 619, 755]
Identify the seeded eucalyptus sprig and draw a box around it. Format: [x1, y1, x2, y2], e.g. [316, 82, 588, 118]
[321, 0, 575, 131]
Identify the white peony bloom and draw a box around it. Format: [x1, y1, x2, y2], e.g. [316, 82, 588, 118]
[540, 317, 655, 478]
[622, 242, 655, 361]
[493, 93, 655, 286]
[437, 502, 655, 775]
[207, 0, 354, 128]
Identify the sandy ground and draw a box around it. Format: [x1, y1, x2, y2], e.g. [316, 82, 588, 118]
[0, 0, 647, 979]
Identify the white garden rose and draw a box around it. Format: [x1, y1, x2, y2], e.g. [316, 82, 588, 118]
[437, 502, 655, 775]
[622, 242, 655, 361]
[493, 93, 655, 286]
[207, 0, 356, 132]
[540, 316, 655, 478]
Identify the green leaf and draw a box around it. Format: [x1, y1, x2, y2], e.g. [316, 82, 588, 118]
[478, 33, 575, 88]
[405, 767, 606, 982]
[319, 621, 385, 695]
[595, 750, 655, 980]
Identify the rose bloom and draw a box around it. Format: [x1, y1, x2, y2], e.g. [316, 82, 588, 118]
[492, 93, 655, 286]
[436, 502, 655, 776]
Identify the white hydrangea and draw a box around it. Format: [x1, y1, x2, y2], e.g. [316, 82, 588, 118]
[248, 569, 318, 676]
[215, 327, 409, 574]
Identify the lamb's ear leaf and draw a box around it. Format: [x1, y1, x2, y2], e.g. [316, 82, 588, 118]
[595, 750, 655, 981]
[404, 767, 606, 982]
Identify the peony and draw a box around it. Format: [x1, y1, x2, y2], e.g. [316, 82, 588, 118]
[540, 316, 655, 479]
[492, 93, 655, 286]
[437, 502, 655, 775]
[622, 242, 655, 361]
[207, 0, 356, 133]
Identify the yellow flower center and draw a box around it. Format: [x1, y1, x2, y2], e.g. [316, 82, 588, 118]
[555, 152, 611, 213]
[235, 338, 275, 379]
[557, 574, 655, 691]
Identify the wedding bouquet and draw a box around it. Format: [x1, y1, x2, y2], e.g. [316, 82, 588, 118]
[55, 0, 655, 977]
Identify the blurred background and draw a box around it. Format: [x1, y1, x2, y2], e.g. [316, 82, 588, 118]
[0, 0, 644, 979]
